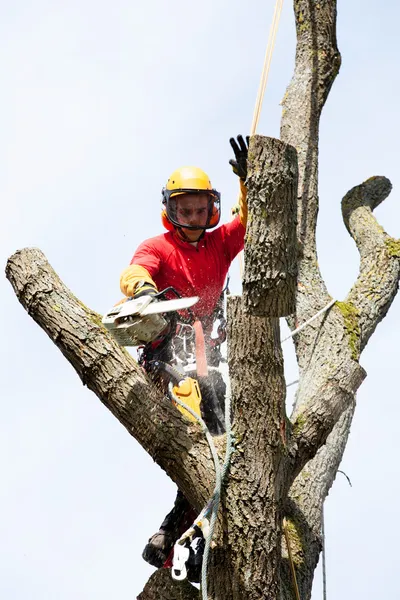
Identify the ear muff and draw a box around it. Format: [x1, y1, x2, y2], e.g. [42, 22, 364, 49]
[161, 207, 175, 231]
[209, 203, 220, 227]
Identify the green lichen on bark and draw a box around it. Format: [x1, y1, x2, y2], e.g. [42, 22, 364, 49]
[284, 518, 304, 566]
[385, 238, 400, 258]
[292, 412, 306, 437]
[336, 301, 360, 360]
[88, 309, 105, 328]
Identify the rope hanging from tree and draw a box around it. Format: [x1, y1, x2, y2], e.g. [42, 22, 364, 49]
[237, 0, 285, 278]
[251, 0, 285, 136]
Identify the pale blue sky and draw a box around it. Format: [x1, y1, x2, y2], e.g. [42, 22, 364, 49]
[1, 1, 400, 598]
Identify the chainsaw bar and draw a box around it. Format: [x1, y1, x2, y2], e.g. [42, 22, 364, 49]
[141, 296, 198, 315]
[102, 295, 199, 347]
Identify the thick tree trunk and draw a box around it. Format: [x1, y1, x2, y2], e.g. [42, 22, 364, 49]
[242, 136, 298, 317]
[206, 299, 286, 599]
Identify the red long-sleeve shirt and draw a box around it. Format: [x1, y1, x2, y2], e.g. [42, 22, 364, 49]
[131, 217, 245, 319]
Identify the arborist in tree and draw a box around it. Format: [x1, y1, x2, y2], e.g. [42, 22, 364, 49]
[119, 135, 249, 576]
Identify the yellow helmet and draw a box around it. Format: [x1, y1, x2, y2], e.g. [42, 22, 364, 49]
[161, 166, 221, 231]
[166, 166, 213, 192]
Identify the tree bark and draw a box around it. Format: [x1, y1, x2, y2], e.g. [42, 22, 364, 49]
[280, 0, 341, 372]
[242, 136, 298, 317]
[206, 298, 287, 599]
[137, 568, 198, 600]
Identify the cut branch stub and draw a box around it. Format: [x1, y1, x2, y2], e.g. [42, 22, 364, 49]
[243, 135, 298, 317]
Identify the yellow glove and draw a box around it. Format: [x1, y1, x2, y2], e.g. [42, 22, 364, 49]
[120, 264, 158, 298]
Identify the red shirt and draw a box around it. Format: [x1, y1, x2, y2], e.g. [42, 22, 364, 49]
[131, 217, 245, 319]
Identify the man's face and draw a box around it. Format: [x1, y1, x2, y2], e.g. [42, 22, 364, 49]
[174, 193, 209, 240]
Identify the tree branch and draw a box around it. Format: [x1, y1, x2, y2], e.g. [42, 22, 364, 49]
[342, 176, 400, 353]
[281, 0, 341, 254]
[280, 0, 341, 370]
[137, 568, 199, 600]
[5, 248, 216, 512]
[287, 304, 366, 480]
[281, 402, 356, 600]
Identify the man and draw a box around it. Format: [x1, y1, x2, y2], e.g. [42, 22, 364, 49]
[119, 135, 249, 574]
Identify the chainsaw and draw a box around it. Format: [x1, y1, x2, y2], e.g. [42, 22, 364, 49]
[102, 289, 205, 422]
[102, 289, 199, 347]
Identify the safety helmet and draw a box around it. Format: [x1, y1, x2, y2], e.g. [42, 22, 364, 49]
[161, 166, 221, 231]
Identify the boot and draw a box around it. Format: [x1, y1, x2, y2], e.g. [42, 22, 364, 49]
[142, 529, 175, 568]
[142, 491, 193, 568]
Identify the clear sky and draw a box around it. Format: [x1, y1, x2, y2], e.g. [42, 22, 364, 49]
[1, 1, 399, 598]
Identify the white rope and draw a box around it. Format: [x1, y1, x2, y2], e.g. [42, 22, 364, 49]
[281, 299, 336, 343]
[168, 382, 234, 600]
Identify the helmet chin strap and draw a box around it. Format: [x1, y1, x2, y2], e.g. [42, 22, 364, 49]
[176, 227, 205, 243]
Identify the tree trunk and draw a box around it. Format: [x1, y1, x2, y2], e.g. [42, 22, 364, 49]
[206, 299, 286, 599]
[242, 136, 298, 317]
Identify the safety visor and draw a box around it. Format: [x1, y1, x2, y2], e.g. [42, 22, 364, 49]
[162, 188, 221, 230]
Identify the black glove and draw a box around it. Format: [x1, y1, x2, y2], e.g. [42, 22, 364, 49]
[229, 135, 250, 181]
[133, 281, 158, 299]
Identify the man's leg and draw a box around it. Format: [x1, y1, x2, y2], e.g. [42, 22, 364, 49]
[198, 372, 226, 436]
[142, 490, 194, 568]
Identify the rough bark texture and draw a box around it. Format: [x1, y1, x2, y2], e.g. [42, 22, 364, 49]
[342, 176, 400, 351]
[137, 568, 198, 600]
[206, 300, 287, 599]
[280, 0, 341, 372]
[6, 1, 400, 599]
[243, 136, 298, 317]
